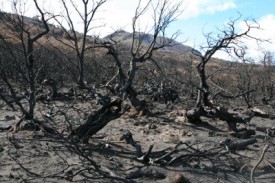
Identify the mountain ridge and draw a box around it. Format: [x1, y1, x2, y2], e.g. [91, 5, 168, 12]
[0, 11, 195, 55]
[103, 29, 194, 54]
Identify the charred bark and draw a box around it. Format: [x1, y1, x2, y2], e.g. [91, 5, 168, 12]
[220, 137, 257, 151]
[186, 106, 207, 123]
[187, 106, 254, 132]
[196, 62, 212, 108]
[70, 98, 123, 143]
[101, 41, 148, 114]
[214, 107, 254, 132]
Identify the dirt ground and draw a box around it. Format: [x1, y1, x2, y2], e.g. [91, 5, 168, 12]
[0, 96, 274, 183]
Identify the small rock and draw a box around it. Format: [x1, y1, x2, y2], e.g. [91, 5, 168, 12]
[169, 172, 189, 183]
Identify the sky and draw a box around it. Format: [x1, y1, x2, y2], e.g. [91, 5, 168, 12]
[1, 0, 275, 61]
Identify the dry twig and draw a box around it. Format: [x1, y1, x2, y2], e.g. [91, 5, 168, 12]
[250, 144, 269, 183]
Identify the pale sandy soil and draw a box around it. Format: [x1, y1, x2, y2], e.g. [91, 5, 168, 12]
[0, 96, 274, 183]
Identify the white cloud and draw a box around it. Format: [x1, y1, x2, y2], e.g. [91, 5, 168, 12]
[180, 0, 236, 19]
[206, 1, 236, 14]
[97, 0, 237, 36]
[97, 0, 150, 36]
[254, 14, 275, 51]
[0, 0, 237, 37]
[237, 14, 275, 61]
[98, 0, 181, 36]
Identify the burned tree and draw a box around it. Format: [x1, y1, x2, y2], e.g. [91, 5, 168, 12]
[100, 0, 182, 111]
[186, 16, 262, 131]
[69, 0, 182, 142]
[53, 0, 106, 87]
[259, 51, 274, 102]
[121, 0, 181, 100]
[234, 49, 257, 108]
[0, 0, 49, 120]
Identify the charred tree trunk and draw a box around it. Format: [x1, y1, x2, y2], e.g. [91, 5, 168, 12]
[196, 62, 211, 108]
[120, 58, 136, 99]
[105, 43, 140, 105]
[70, 98, 123, 143]
[77, 66, 85, 87]
[26, 40, 36, 120]
[105, 45, 148, 114]
[213, 107, 253, 132]
[121, 58, 148, 114]
[187, 61, 211, 123]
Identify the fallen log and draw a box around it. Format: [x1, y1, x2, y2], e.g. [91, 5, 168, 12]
[70, 98, 123, 143]
[126, 167, 166, 180]
[186, 106, 254, 132]
[229, 129, 255, 139]
[219, 137, 257, 151]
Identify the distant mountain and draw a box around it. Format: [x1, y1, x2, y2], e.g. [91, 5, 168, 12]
[0, 11, 194, 54]
[104, 30, 193, 54]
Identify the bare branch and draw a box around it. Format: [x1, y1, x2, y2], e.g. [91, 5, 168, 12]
[250, 144, 269, 183]
[31, 0, 49, 42]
